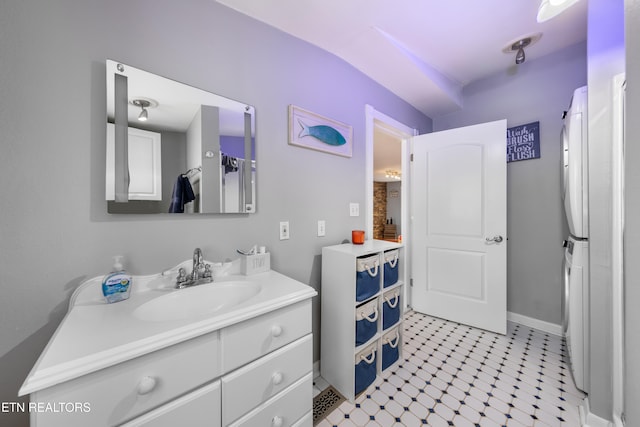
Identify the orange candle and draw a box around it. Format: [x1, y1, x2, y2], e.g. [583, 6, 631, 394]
[352, 230, 365, 244]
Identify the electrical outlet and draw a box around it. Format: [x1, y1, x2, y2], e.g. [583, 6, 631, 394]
[317, 220, 326, 237]
[279, 221, 290, 240]
[349, 203, 360, 217]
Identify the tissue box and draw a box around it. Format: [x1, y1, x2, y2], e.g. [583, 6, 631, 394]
[241, 253, 270, 275]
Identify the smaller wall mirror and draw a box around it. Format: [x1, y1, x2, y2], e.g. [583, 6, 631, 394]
[106, 60, 256, 214]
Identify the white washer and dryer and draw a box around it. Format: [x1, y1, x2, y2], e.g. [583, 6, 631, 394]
[563, 236, 589, 392]
[561, 85, 589, 393]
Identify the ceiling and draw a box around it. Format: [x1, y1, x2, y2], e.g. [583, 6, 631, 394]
[215, 0, 587, 119]
[214, 0, 587, 181]
[107, 60, 251, 136]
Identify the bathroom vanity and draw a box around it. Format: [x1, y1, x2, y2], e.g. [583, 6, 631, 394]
[19, 262, 316, 426]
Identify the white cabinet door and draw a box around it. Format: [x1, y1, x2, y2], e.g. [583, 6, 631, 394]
[106, 124, 162, 201]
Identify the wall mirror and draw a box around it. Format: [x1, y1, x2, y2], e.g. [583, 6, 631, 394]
[105, 60, 256, 214]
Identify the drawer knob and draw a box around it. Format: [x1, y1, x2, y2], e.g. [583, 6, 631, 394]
[271, 371, 284, 385]
[137, 376, 157, 395]
[272, 415, 284, 427]
[271, 325, 283, 337]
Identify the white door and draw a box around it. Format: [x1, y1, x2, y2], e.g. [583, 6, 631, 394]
[411, 120, 507, 334]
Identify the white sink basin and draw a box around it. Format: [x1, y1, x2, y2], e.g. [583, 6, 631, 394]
[133, 281, 261, 322]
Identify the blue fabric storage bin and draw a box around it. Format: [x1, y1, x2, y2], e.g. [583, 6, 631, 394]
[383, 249, 399, 288]
[381, 328, 400, 371]
[382, 289, 401, 330]
[355, 298, 379, 346]
[355, 255, 380, 302]
[354, 344, 377, 396]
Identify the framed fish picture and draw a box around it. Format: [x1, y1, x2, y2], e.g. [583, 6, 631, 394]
[288, 105, 353, 158]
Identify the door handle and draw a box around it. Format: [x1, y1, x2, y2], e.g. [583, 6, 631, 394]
[485, 235, 504, 243]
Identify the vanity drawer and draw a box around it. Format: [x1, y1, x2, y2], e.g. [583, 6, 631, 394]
[221, 299, 311, 372]
[120, 380, 221, 427]
[292, 411, 313, 427]
[228, 372, 313, 427]
[222, 334, 312, 425]
[32, 331, 220, 427]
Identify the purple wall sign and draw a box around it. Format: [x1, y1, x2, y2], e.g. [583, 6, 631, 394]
[507, 121, 540, 163]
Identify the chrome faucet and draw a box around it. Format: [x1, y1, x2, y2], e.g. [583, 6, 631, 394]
[176, 248, 213, 289]
[192, 248, 203, 281]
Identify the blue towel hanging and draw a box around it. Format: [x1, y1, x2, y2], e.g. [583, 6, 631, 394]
[169, 175, 196, 213]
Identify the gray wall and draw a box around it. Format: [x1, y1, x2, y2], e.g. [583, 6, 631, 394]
[0, 1, 431, 425]
[586, 0, 625, 420]
[433, 42, 587, 326]
[625, 1, 640, 425]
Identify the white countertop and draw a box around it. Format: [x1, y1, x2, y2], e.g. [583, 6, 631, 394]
[19, 264, 317, 396]
[323, 240, 402, 255]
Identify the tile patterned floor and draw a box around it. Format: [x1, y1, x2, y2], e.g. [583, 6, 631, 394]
[316, 311, 585, 427]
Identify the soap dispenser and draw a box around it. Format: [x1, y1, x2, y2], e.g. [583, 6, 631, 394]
[101, 255, 132, 303]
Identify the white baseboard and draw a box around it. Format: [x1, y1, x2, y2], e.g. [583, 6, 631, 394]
[580, 398, 613, 427]
[507, 311, 563, 337]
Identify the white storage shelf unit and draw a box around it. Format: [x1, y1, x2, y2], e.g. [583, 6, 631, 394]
[321, 240, 403, 401]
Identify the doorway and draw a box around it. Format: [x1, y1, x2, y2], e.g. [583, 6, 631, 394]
[366, 107, 508, 335]
[365, 105, 415, 305]
[373, 126, 402, 241]
[365, 105, 415, 240]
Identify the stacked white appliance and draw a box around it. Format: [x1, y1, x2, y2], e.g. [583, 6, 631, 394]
[561, 85, 589, 392]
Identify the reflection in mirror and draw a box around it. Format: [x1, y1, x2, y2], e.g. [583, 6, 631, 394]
[105, 60, 256, 214]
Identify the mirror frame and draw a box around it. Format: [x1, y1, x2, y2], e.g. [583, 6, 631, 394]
[105, 60, 256, 214]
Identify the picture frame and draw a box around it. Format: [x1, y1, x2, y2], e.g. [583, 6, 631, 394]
[288, 105, 353, 158]
[507, 121, 540, 163]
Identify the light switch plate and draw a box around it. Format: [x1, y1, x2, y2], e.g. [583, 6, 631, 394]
[317, 220, 326, 237]
[279, 221, 290, 240]
[349, 203, 360, 217]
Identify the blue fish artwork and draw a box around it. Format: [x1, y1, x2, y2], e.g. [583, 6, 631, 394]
[298, 120, 346, 146]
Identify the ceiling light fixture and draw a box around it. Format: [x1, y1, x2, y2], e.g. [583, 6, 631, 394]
[537, 0, 580, 22]
[132, 99, 151, 122]
[513, 38, 530, 65]
[385, 170, 401, 180]
[502, 33, 542, 66]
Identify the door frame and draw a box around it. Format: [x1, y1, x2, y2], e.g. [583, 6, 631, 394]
[612, 73, 625, 427]
[365, 105, 415, 306]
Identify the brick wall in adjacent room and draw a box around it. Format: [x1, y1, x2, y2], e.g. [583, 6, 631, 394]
[373, 181, 387, 240]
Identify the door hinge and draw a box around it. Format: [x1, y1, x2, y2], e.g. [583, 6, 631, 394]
[410, 153, 414, 162]
[410, 278, 414, 287]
